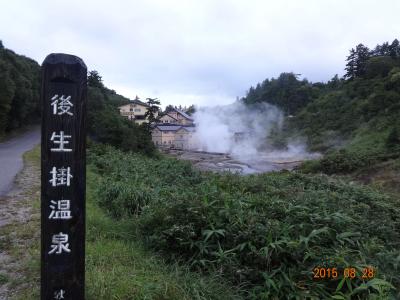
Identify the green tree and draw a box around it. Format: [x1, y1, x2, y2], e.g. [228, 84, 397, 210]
[327, 74, 341, 89]
[386, 127, 400, 149]
[186, 104, 196, 115]
[389, 39, 400, 58]
[0, 43, 40, 135]
[344, 44, 371, 79]
[243, 72, 316, 115]
[165, 104, 175, 113]
[0, 69, 14, 131]
[144, 97, 161, 125]
[88, 70, 104, 89]
[372, 41, 390, 56]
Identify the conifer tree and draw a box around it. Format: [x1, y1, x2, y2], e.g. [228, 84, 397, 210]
[144, 97, 161, 125]
[345, 44, 371, 79]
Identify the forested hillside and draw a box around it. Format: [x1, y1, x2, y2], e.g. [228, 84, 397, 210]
[242, 39, 400, 174]
[0, 40, 40, 135]
[0, 41, 155, 154]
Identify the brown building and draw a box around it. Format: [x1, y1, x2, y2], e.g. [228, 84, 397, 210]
[159, 114, 178, 124]
[158, 108, 194, 126]
[119, 99, 158, 125]
[152, 108, 196, 149]
[152, 124, 197, 149]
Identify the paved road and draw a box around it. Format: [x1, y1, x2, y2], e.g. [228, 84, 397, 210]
[0, 127, 40, 196]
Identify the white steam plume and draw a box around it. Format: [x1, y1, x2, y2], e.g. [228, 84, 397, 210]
[193, 101, 282, 153]
[192, 101, 317, 165]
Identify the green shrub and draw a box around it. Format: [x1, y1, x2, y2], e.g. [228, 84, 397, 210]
[300, 144, 400, 175]
[89, 145, 400, 299]
[386, 127, 400, 150]
[298, 149, 368, 175]
[298, 158, 323, 173]
[97, 180, 152, 218]
[319, 149, 368, 174]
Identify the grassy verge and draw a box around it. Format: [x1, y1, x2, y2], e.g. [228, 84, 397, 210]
[8, 146, 240, 299]
[0, 145, 41, 299]
[7, 144, 400, 299]
[85, 166, 241, 299]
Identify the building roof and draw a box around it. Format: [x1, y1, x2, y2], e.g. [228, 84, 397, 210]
[131, 99, 149, 107]
[155, 125, 182, 131]
[154, 124, 196, 132]
[119, 99, 149, 109]
[172, 108, 194, 121]
[155, 121, 180, 126]
[178, 126, 196, 132]
[159, 114, 178, 121]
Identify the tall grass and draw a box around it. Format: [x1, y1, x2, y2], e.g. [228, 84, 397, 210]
[89, 144, 400, 299]
[10, 145, 241, 300]
[85, 166, 242, 300]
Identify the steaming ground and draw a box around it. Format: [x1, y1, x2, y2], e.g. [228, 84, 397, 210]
[184, 101, 318, 174]
[165, 149, 319, 174]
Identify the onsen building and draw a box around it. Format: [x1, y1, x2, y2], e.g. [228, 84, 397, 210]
[118, 98, 158, 125]
[151, 108, 197, 150]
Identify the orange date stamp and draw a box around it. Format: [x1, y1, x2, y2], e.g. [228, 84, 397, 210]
[312, 266, 376, 280]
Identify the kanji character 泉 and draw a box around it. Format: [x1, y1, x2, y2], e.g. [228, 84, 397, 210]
[48, 232, 71, 255]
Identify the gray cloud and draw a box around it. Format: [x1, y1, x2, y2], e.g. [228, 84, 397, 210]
[1, 0, 399, 107]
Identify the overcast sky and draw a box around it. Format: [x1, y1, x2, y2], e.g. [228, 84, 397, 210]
[1, 0, 399, 108]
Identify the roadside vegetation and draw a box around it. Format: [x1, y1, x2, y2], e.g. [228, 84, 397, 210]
[0, 146, 40, 299]
[89, 144, 400, 299]
[0, 41, 40, 137]
[7, 147, 240, 300]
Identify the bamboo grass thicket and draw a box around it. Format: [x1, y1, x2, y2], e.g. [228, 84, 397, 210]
[89, 144, 400, 299]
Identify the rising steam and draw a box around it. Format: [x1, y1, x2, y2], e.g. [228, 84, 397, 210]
[192, 100, 317, 168]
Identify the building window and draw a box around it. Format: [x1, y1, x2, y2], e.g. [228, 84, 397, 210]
[163, 141, 166, 144]
[133, 104, 137, 107]
[130, 108, 133, 112]
[134, 108, 141, 112]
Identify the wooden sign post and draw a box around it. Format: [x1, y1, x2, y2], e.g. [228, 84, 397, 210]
[41, 53, 87, 300]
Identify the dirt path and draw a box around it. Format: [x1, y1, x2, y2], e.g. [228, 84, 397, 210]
[0, 149, 40, 299]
